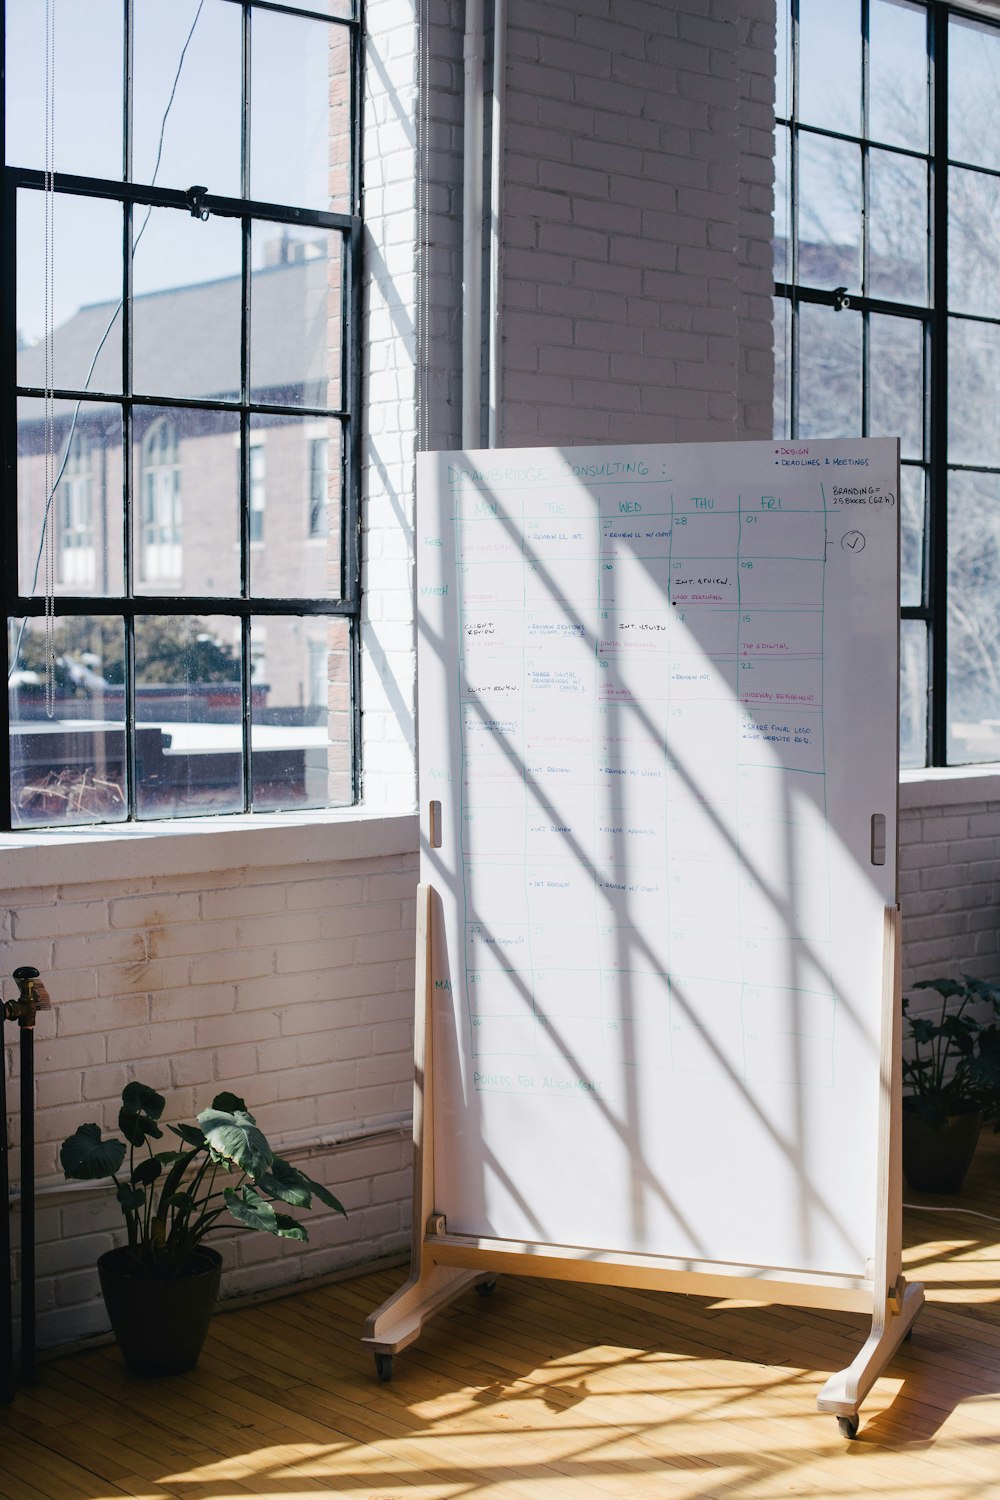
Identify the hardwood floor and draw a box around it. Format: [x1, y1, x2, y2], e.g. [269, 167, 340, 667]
[4, 1138, 1000, 1500]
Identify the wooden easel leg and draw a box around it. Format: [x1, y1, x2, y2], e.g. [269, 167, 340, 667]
[362, 883, 497, 1379]
[362, 1263, 492, 1378]
[816, 1279, 923, 1434]
[817, 907, 924, 1436]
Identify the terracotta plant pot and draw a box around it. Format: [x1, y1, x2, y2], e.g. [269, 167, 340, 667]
[97, 1246, 222, 1375]
[901, 1105, 982, 1194]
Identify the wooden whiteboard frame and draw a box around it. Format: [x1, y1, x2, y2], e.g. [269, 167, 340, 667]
[363, 889, 922, 1431]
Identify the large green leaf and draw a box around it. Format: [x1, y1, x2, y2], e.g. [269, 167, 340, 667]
[168, 1123, 207, 1148]
[912, 978, 967, 999]
[212, 1091, 249, 1116]
[164, 1190, 196, 1212]
[119, 1082, 165, 1147]
[940, 1015, 977, 1055]
[273, 1213, 309, 1242]
[132, 1157, 162, 1186]
[60, 1124, 127, 1181]
[117, 1181, 145, 1212]
[224, 1184, 279, 1234]
[258, 1156, 312, 1208]
[199, 1109, 272, 1178]
[294, 1164, 347, 1217]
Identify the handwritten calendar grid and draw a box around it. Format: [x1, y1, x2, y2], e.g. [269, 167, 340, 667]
[450, 471, 840, 1100]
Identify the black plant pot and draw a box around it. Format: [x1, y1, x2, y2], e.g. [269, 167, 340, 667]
[901, 1105, 982, 1193]
[97, 1246, 222, 1375]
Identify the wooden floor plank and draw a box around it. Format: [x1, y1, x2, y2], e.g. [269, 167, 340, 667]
[5, 1146, 1000, 1498]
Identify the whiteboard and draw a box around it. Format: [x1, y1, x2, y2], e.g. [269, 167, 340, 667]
[417, 438, 899, 1280]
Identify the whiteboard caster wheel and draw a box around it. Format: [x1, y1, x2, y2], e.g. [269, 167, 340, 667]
[374, 1353, 394, 1382]
[476, 1279, 497, 1297]
[837, 1414, 859, 1439]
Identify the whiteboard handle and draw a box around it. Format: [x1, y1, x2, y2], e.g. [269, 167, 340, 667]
[870, 814, 886, 866]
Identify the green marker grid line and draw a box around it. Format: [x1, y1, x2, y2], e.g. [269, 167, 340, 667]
[452, 471, 839, 1086]
[818, 481, 838, 1081]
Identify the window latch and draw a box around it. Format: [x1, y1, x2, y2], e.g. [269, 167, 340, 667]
[186, 184, 210, 222]
[832, 286, 851, 311]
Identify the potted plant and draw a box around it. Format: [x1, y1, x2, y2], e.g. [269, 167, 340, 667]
[901, 976, 1000, 1193]
[60, 1082, 345, 1374]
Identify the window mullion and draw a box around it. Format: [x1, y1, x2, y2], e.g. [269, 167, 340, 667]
[928, 2, 949, 766]
[0, 174, 13, 830]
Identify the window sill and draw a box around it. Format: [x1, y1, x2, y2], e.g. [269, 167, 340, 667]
[900, 766, 1000, 812]
[0, 807, 419, 888]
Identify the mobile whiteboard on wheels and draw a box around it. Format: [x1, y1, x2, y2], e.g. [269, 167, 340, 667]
[366, 437, 921, 1431]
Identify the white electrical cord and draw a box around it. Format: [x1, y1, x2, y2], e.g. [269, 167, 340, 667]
[904, 1202, 1000, 1226]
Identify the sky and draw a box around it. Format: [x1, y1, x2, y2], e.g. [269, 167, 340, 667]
[8, 0, 345, 342]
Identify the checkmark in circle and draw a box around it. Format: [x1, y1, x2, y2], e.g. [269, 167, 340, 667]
[841, 530, 866, 553]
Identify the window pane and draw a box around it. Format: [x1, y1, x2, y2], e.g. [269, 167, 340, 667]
[8, 615, 127, 828]
[948, 319, 1000, 467]
[798, 0, 860, 137]
[900, 619, 927, 769]
[869, 0, 927, 152]
[17, 191, 123, 394]
[797, 134, 861, 292]
[774, 124, 790, 284]
[776, 0, 790, 121]
[950, 15, 1000, 171]
[17, 399, 124, 597]
[279, 0, 354, 17]
[248, 415, 343, 598]
[869, 314, 923, 461]
[250, 10, 352, 212]
[133, 0, 241, 195]
[796, 302, 862, 438]
[132, 208, 242, 401]
[133, 407, 240, 597]
[868, 150, 927, 305]
[250, 224, 342, 409]
[135, 615, 244, 818]
[947, 470, 1000, 764]
[250, 616, 352, 811]
[773, 302, 791, 440]
[5, 0, 123, 179]
[949, 167, 1000, 319]
[900, 465, 925, 608]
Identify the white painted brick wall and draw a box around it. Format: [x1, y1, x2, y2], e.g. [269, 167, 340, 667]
[736, 1, 777, 438]
[1, 828, 418, 1351]
[362, 0, 421, 808]
[499, 0, 774, 447]
[899, 785, 1000, 998]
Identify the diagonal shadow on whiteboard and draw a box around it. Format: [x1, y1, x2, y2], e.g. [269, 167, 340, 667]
[417, 444, 896, 1280]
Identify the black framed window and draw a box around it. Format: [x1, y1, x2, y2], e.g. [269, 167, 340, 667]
[775, 0, 1000, 768]
[3, 0, 361, 828]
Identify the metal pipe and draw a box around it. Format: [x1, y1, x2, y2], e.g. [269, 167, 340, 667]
[9, 967, 49, 1386]
[18, 1027, 33, 1384]
[0, 1003, 12, 1404]
[462, 0, 485, 449]
[487, 0, 507, 449]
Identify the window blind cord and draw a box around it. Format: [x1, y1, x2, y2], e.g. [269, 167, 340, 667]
[8, 0, 206, 685]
